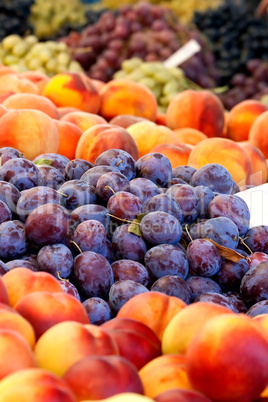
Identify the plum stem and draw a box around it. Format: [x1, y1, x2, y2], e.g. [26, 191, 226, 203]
[239, 236, 252, 255]
[57, 270, 69, 282]
[115, 160, 124, 166]
[106, 213, 140, 225]
[57, 191, 68, 198]
[185, 224, 193, 242]
[70, 240, 83, 254]
[104, 185, 116, 196]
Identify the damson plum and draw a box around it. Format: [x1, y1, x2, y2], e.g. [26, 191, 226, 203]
[213, 257, 250, 291]
[99, 239, 114, 264]
[195, 292, 237, 312]
[136, 153, 172, 187]
[244, 226, 268, 254]
[73, 220, 107, 254]
[71, 204, 110, 232]
[129, 177, 160, 205]
[140, 211, 182, 246]
[109, 280, 149, 313]
[0, 220, 27, 260]
[107, 191, 144, 221]
[37, 165, 65, 190]
[37, 244, 74, 278]
[33, 153, 70, 174]
[151, 275, 192, 304]
[172, 165, 196, 183]
[64, 159, 93, 181]
[59, 280, 81, 301]
[0, 260, 8, 275]
[246, 300, 268, 317]
[73, 251, 114, 298]
[201, 217, 239, 249]
[189, 220, 207, 240]
[0, 146, 23, 165]
[186, 276, 222, 301]
[16, 187, 61, 222]
[80, 165, 119, 188]
[94, 149, 136, 181]
[112, 224, 147, 262]
[208, 194, 250, 235]
[194, 186, 215, 219]
[224, 292, 247, 313]
[0, 158, 43, 191]
[0, 181, 20, 214]
[190, 163, 233, 194]
[144, 244, 188, 279]
[25, 203, 70, 246]
[96, 172, 130, 202]
[111, 260, 149, 286]
[240, 262, 268, 306]
[59, 180, 97, 211]
[249, 252, 268, 268]
[6, 259, 38, 272]
[167, 178, 188, 187]
[82, 297, 112, 325]
[187, 239, 221, 277]
[146, 194, 182, 222]
[0, 200, 11, 224]
[166, 184, 200, 223]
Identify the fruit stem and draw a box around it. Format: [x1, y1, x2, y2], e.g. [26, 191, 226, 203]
[57, 270, 69, 282]
[184, 224, 193, 242]
[57, 191, 68, 198]
[115, 160, 124, 166]
[70, 240, 83, 254]
[106, 213, 140, 225]
[239, 236, 252, 255]
[104, 186, 116, 196]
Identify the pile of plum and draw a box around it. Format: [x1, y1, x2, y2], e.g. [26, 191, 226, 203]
[0, 147, 267, 323]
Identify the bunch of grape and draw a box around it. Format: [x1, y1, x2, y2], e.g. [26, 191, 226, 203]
[60, 1, 219, 86]
[194, 2, 268, 86]
[114, 58, 201, 113]
[0, 35, 84, 76]
[0, 0, 34, 41]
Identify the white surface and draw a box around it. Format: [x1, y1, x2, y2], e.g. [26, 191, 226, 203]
[235, 183, 268, 228]
[163, 39, 201, 68]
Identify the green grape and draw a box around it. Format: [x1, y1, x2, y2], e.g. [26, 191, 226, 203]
[140, 62, 164, 75]
[113, 70, 128, 80]
[45, 59, 57, 72]
[153, 71, 174, 84]
[56, 64, 68, 74]
[126, 70, 145, 82]
[39, 49, 52, 64]
[56, 52, 71, 66]
[2, 35, 22, 51]
[121, 58, 142, 73]
[163, 80, 180, 96]
[12, 42, 29, 58]
[159, 96, 170, 107]
[168, 67, 184, 79]
[68, 60, 84, 73]
[27, 58, 42, 70]
[3, 55, 19, 66]
[25, 35, 38, 46]
[139, 77, 157, 90]
[57, 42, 68, 52]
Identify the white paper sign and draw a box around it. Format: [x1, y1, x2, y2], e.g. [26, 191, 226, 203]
[163, 39, 201, 68]
[235, 183, 268, 228]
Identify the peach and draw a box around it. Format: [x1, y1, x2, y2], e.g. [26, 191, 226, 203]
[43, 72, 100, 113]
[19, 70, 48, 84]
[0, 109, 59, 160]
[99, 79, 158, 121]
[75, 123, 139, 163]
[222, 111, 229, 138]
[239, 141, 268, 186]
[58, 106, 80, 118]
[249, 111, 268, 158]
[117, 291, 186, 340]
[162, 302, 233, 355]
[154, 389, 212, 402]
[0, 329, 36, 379]
[0, 74, 39, 95]
[63, 355, 144, 400]
[3, 93, 59, 119]
[2, 267, 63, 307]
[110, 114, 148, 129]
[0, 368, 76, 401]
[102, 317, 161, 370]
[0, 310, 35, 347]
[14, 291, 89, 339]
[150, 143, 191, 168]
[61, 111, 106, 132]
[227, 100, 267, 142]
[0, 302, 18, 314]
[186, 314, 268, 401]
[0, 276, 8, 304]
[34, 321, 119, 376]
[188, 137, 253, 186]
[0, 66, 16, 76]
[91, 78, 105, 92]
[173, 128, 208, 146]
[80, 394, 153, 402]
[139, 354, 192, 399]
[127, 121, 180, 158]
[55, 120, 83, 160]
[0, 104, 7, 118]
[155, 112, 167, 126]
[166, 90, 225, 138]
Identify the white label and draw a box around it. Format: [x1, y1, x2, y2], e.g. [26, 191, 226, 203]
[163, 39, 201, 68]
[235, 183, 268, 228]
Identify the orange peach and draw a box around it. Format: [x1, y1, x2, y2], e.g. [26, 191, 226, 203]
[14, 291, 89, 339]
[19, 70, 48, 84]
[172, 128, 208, 145]
[75, 123, 139, 163]
[117, 291, 186, 340]
[188, 137, 253, 186]
[0, 329, 36, 379]
[139, 354, 192, 398]
[34, 321, 119, 376]
[43, 72, 100, 113]
[150, 143, 191, 168]
[91, 78, 105, 92]
[162, 302, 233, 355]
[79, 394, 153, 402]
[58, 106, 80, 118]
[102, 317, 161, 370]
[63, 355, 144, 400]
[0, 310, 35, 348]
[155, 112, 167, 126]
[0, 109, 59, 160]
[0, 368, 76, 401]
[0, 302, 18, 314]
[0, 276, 8, 305]
[166, 90, 225, 138]
[239, 141, 268, 186]
[61, 111, 106, 132]
[110, 114, 148, 129]
[222, 111, 229, 138]
[154, 388, 212, 402]
[227, 100, 267, 142]
[0, 66, 16, 76]
[249, 111, 268, 158]
[100, 79, 158, 121]
[3, 93, 60, 119]
[55, 120, 83, 160]
[127, 121, 180, 158]
[2, 267, 63, 307]
[0, 104, 7, 118]
[0, 74, 39, 95]
[186, 314, 268, 401]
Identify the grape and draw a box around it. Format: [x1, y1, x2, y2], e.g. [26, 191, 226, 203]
[59, 280, 81, 301]
[99, 238, 114, 264]
[213, 257, 250, 292]
[64, 159, 93, 181]
[172, 166, 197, 183]
[96, 172, 130, 203]
[151, 275, 192, 304]
[0, 2, 33, 41]
[248, 252, 268, 268]
[187, 239, 221, 277]
[6, 259, 38, 272]
[0, 200, 11, 224]
[0, 147, 23, 165]
[82, 297, 112, 325]
[0, 158, 43, 191]
[73, 251, 114, 298]
[37, 244, 74, 278]
[146, 194, 182, 222]
[194, 186, 215, 219]
[33, 153, 70, 175]
[195, 292, 236, 312]
[129, 177, 160, 205]
[190, 164, 233, 195]
[37, 165, 65, 190]
[70, 204, 110, 232]
[140, 211, 182, 246]
[224, 292, 247, 314]
[73, 220, 107, 254]
[25, 203, 70, 246]
[0, 220, 27, 260]
[0, 260, 8, 275]
[58, 180, 97, 211]
[136, 153, 172, 187]
[80, 165, 119, 188]
[107, 191, 144, 221]
[201, 217, 239, 249]
[240, 262, 268, 306]
[166, 184, 200, 224]
[186, 276, 222, 301]
[112, 224, 147, 262]
[109, 279, 148, 313]
[246, 300, 268, 317]
[0, 181, 20, 215]
[111, 259, 149, 286]
[244, 226, 268, 254]
[94, 149, 136, 181]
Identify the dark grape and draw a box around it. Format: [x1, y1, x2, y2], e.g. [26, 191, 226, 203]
[64, 159, 93, 181]
[94, 149, 136, 181]
[0, 158, 43, 191]
[112, 224, 147, 262]
[140, 211, 182, 246]
[82, 297, 112, 325]
[109, 279, 148, 313]
[187, 239, 221, 277]
[146, 193, 182, 222]
[136, 153, 172, 187]
[111, 259, 149, 286]
[129, 177, 160, 206]
[166, 184, 200, 223]
[37, 244, 74, 278]
[58, 180, 97, 211]
[186, 276, 222, 301]
[151, 275, 192, 304]
[73, 220, 107, 254]
[190, 163, 233, 194]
